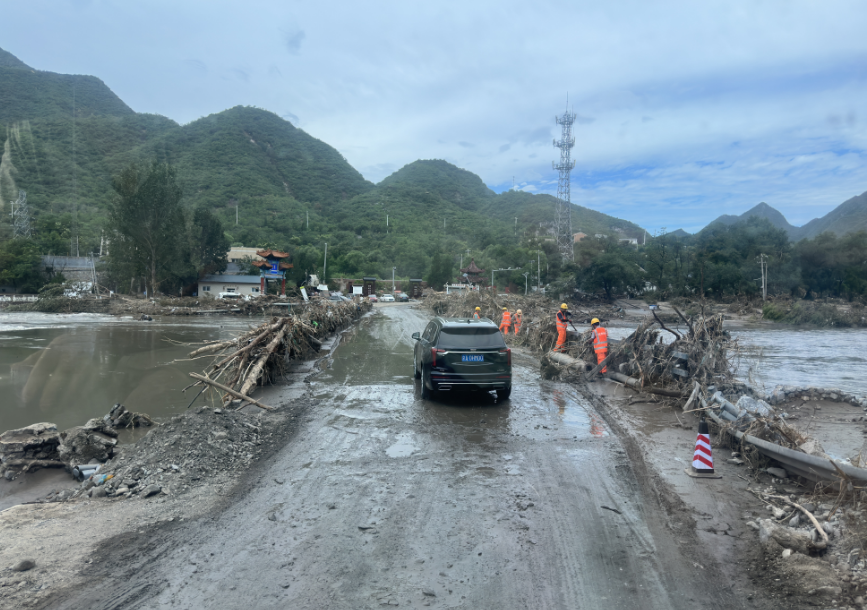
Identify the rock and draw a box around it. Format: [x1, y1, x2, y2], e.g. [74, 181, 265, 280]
[0, 423, 61, 463]
[727, 458, 744, 466]
[822, 522, 835, 537]
[90, 486, 107, 498]
[812, 586, 842, 597]
[422, 589, 436, 597]
[213, 431, 228, 441]
[799, 440, 829, 459]
[116, 486, 129, 495]
[759, 519, 814, 554]
[782, 549, 793, 559]
[802, 502, 816, 512]
[214, 409, 223, 415]
[771, 506, 786, 520]
[58, 425, 117, 464]
[746, 521, 760, 531]
[766, 467, 788, 479]
[142, 484, 162, 498]
[11, 559, 36, 572]
[789, 514, 801, 528]
[735, 396, 774, 417]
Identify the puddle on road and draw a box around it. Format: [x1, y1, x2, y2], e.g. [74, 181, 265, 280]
[385, 432, 418, 458]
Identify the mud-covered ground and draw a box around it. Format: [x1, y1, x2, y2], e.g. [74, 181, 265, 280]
[0, 305, 795, 609]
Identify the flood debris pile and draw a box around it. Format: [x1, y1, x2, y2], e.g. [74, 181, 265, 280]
[0, 405, 156, 481]
[187, 300, 369, 408]
[66, 406, 280, 502]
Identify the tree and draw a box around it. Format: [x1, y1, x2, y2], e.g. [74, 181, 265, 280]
[426, 250, 453, 291]
[108, 162, 185, 295]
[190, 208, 230, 277]
[0, 239, 43, 293]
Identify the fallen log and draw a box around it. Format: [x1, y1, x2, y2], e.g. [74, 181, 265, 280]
[547, 351, 591, 370]
[605, 371, 687, 398]
[238, 324, 289, 397]
[683, 381, 700, 412]
[211, 318, 287, 370]
[188, 373, 275, 411]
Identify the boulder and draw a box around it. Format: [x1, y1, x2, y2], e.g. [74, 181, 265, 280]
[766, 467, 788, 480]
[58, 425, 117, 464]
[0, 423, 62, 479]
[799, 439, 829, 459]
[735, 395, 774, 417]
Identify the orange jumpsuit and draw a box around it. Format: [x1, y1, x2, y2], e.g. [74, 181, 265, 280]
[592, 326, 609, 372]
[554, 310, 570, 351]
[499, 311, 511, 334]
[513, 314, 522, 335]
[472, 312, 481, 320]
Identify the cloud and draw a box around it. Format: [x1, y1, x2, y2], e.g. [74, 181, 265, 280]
[282, 28, 305, 55]
[182, 59, 207, 76]
[499, 143, 511, 153]
[458, 141, 474, 148]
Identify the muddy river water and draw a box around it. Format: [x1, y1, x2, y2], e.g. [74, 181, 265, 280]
[1, 313, 865, 434]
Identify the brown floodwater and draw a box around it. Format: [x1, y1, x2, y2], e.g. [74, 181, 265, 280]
[0, 312, 261, 433]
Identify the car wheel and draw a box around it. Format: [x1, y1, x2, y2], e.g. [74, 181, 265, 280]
[413, 353, 421, 379]
[421, 365, 431, 400]
[496, 386, 512, 401]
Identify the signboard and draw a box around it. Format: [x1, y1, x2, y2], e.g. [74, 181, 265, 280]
[352, 286, 363, 295]
[300, 287, 309, 302]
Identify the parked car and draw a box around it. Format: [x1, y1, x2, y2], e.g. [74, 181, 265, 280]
[411, 317, 511, 400]
[218, 292, 248, 301]
[398, 293, 410, 302]
[380, 294, 395, 302]
[368, 295, 378, 302]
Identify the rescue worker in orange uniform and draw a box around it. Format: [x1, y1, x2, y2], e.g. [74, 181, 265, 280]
[554, 303, 572, 351]
[472, 307, 481, 320]
[499, 307, 511, 334]
[590, 318, 608, 373]
[513, 309, 523, 335]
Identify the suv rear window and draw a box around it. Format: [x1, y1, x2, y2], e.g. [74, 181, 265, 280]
[437, 327, 506, 349]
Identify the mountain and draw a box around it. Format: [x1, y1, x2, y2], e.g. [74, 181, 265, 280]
[706, 202, 798, 238]
[796, 191, 867, 240]
[0, 46, 646, 283]
[667, 229, 691, 239]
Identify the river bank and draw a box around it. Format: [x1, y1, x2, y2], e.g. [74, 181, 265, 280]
[0, 304, 376, 609]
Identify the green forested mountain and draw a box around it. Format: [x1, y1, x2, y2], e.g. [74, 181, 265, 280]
[703, 194, 867, 241]
[0, 46, 645, 292]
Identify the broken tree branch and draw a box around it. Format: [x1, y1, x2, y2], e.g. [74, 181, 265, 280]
[188, 373, 275, 411]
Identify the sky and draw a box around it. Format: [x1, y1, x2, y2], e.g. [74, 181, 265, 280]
[3, 0, 866, 233]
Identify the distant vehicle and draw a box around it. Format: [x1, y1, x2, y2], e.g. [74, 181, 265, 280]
[398, 293, 410, 302]
[368, 295, 378, 302]
[411, 317, 511, 400]
[218, 292, 248, 301]
[327, 294, 344, 302]
[380, 294, 395, 302]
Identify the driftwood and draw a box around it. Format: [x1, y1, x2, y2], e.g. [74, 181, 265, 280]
[652, 309, 682, 340]
[683, 381, 701, 412]
[606, 371, 687, 398]
[547, 351, 590, 370]
[188, 373, 275, 411]
[239, 325, 289, 397]
[765, 494, 829, 550]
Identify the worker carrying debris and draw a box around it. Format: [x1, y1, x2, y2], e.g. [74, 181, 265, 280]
[499, 307, 511, 334]
[590, 318, 608, 372]
[555, 303, 573, 351]
[473, 307, 481, 320]
[513, 309, 523, 335]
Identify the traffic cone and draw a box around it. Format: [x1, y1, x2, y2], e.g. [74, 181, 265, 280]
[685, 418, 722, 479]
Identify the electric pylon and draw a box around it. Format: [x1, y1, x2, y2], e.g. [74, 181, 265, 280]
[10, 190, 32, 239]
[553, 102, 576, 261]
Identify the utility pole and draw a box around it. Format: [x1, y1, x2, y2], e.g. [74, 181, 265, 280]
[537, 251, 541, 288]
[392, 267, 396, 293]
[515, 217, 518, 236]
[758, 253, 768, 301]
[306, 210, 309, 229]
[323, 243, 327, 287]
[235, 203, 239, 226]
[553, 97, 577, 261]
[523, 272, 529, 295]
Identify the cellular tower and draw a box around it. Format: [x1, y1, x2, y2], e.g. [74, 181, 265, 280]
[553, 100, 577, 261]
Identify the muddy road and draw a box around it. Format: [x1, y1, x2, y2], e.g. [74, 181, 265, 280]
[46, 306, 748, 610]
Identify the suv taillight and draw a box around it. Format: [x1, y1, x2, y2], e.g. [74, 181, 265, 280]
[500, 347, 511, 366]
[432, 348, 445, 367]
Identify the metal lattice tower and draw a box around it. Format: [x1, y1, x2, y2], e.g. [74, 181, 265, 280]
[553, 101, 577, 261]
[10, 190, 32, 239]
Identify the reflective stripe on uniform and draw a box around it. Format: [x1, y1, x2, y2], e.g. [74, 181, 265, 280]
[592, 327, 608, 352]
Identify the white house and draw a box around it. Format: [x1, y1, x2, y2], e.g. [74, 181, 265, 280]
[198, 274, 261, 298]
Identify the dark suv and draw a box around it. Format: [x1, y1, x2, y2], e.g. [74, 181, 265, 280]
[412, 317, 512, 400]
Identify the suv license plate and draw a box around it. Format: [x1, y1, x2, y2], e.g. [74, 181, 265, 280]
[461, 355, 484, 362]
